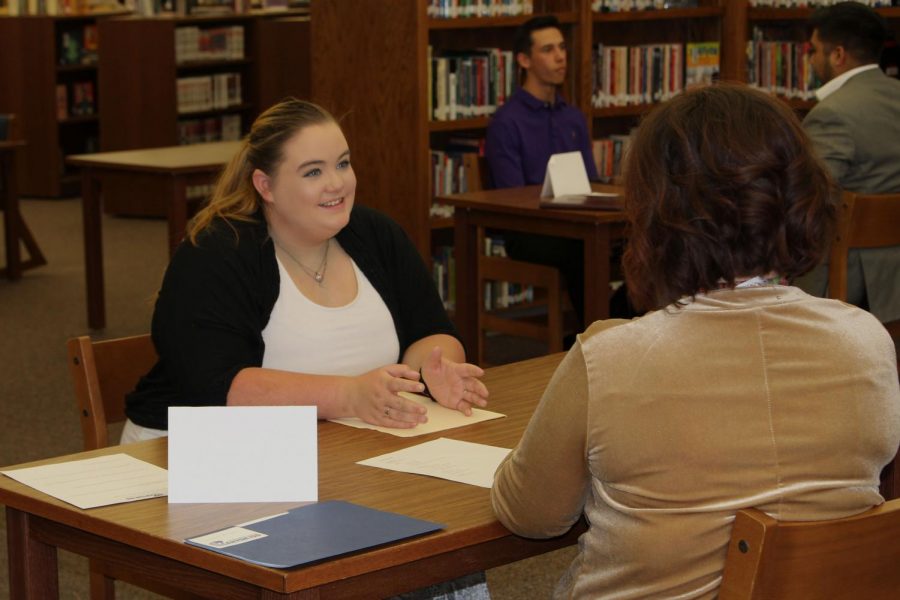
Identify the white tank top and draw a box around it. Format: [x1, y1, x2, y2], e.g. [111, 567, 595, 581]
[261, 256, 401, 376]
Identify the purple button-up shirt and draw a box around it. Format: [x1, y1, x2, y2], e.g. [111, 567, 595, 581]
[485, 88, 597, 189]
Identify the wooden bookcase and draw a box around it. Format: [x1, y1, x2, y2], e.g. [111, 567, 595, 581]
[97, 10, 310, 214]
[0, 11, 127, 197]
[311, 0, 737, 260]
[720, 2, 900, 108]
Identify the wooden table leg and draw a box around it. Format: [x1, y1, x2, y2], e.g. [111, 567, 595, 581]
[81, 170, 106, 330]
[6, 507, 60, 599]
[167, 175, 188, 257]
[454, 208, 479, 364]
[583, 224, 611, 325]
[2, 150, 22, 280]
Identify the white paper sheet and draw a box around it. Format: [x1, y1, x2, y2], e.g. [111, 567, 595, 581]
[358, 437, 511, 488]
[167, 406, 317, 503]
[328, 392, 505, 437]
[1, 454, 167, 509]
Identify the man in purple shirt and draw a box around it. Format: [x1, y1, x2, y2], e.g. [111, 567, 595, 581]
[486, 15, 597, 187]
[484, 16, 598, 335]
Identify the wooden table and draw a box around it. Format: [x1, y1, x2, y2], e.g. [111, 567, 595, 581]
[1, 140, 46, 280]
[1, 353, 579, 599]
[440, 185, 627, 360]
[67, 141, 240, 330]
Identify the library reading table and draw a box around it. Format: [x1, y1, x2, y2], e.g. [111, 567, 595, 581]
[439, 184, 627, 363]
[0, 353, 583, 599]
[67, 141, 240, 329]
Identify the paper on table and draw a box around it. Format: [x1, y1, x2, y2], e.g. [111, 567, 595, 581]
[328, 392, 505, 437]
[540, 150, 620, 204]
[357, 437, 511, 488]
[168, 406, 317, 503]
[1, 454, 167, 509]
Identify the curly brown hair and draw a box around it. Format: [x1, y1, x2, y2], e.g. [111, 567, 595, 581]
[622, 82, 835, 311]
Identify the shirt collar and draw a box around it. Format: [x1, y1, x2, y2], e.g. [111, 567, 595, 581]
[815, 63, 880, 101]
[515, 87, 568, 110]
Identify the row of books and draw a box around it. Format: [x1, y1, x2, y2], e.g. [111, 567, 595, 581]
[6, 0, 114, 15]
[430, 151, 472, 198]
[59, 25, 99, 66]
[432, 246, 456, 312]
[427, 0, 533, 19]
[592, 43, 683, 108]
[430, 47, 516, 121]
[746, 31, 819, 99]
[591, 41, 720, 108]
[175, 25, 245, 63]
[748, 1, 896, 6]
[176, 73, 243, 114]
[177, 114, 242, 145]
[55, 81, 96, 119]
[592, 133, 633, 183]
[592, 0, 698, 11]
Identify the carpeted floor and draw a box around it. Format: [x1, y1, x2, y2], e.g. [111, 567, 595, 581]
[0, 197, 575, 599]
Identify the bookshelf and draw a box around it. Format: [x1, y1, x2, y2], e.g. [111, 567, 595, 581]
[96, 10, 309, 214]
[0, 11, 127, 197]
[311, 1, 584, 260]
[720, 2, 900, 107]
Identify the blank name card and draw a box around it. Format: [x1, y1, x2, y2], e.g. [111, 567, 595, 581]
[168, 406, 317, 503]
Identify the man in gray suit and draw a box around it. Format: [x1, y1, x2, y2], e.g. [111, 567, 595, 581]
[796, 1, 900, 325]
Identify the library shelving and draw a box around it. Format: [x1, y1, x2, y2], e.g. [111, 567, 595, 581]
[96, 10, 309, 214]
[0, 11, 128, 197]
[311, 0, 583, 260]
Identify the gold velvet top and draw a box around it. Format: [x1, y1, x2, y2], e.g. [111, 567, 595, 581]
[492, 286, 900, 599]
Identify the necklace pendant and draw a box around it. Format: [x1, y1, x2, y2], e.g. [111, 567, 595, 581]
[314, 272, 324, 283]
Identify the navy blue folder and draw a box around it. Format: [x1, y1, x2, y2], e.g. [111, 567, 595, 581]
[185, 500, 444, 569]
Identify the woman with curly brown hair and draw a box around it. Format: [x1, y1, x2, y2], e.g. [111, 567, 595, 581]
[491, 83, 900, 599]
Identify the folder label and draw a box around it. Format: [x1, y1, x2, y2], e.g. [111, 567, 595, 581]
[189, 526, 268, 549]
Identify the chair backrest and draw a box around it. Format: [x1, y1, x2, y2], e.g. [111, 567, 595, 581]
[719, 498, 900, 599]
[66, 334, 157, 450]
[462, 153, 491, 192]
[828, 190, 900, 301]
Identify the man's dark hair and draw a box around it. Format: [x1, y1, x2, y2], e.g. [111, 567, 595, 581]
[513, 15, 562, 57]
[808, 1, 888, 64]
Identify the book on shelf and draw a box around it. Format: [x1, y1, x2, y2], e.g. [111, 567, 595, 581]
[176, 73, 242, 113]
[593, 0, 697, 11]
[429, 47, 515, 121]
[55, 84, 68, 120]
[177, 113, 242, 144]
[592, 131, 634, 184]
[427, 0, 533, 19]
[747, 27, 819, 100]
[593, 43, 684, 108]
[685, 41, 719, 88]
[432, 245, 456, 312]
[748, 1, 894, 7]
[175, 26, 244, 63]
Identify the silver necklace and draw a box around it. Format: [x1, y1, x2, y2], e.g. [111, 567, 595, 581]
[275, 238, 330, 285]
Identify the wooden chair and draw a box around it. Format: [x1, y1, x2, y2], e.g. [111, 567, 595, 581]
[0, 113, 46, 279]
[827, 190, 900, 345]
[719, 498, 900, 599]
[67, 334, 200, 600]
[462, 154, 567, 363]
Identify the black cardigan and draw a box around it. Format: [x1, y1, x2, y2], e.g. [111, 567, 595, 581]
[126, 205, 458, 429]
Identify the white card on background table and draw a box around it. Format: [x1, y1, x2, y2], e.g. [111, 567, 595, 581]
[168, 406, 317, 503]
[1, 454, 167, 509]
[329, 393, 504, 437]
[358, 437, 511, 488]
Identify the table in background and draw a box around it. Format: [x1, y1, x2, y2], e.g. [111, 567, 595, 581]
[1, 140, 46, 280]
[439, 184, 627, 363]
[67, 141, 240, 330]
[1, 353, 578, 598]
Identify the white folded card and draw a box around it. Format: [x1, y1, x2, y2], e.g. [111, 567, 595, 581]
[168, 406, 317, 503]
[540, 151, 620, 207]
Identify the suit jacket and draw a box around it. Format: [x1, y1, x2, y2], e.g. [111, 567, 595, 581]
[492, 287, 900, 599]
[799, 68, 900, 323]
